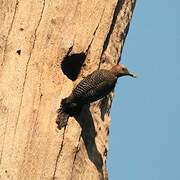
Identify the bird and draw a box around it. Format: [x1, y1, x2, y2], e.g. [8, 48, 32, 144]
[56, 64, 136, 129]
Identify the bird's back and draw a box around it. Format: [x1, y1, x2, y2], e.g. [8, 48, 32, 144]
[72, 69, 117, 104]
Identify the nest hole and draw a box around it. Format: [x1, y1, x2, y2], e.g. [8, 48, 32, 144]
[61, 52, 86, 81]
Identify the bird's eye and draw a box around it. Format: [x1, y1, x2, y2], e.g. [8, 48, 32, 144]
[122, 67, 126, 71]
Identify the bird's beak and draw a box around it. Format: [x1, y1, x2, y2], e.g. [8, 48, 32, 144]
[128, 72, 137, 78]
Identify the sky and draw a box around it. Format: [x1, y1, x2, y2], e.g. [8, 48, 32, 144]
[108, 0, 180, 180]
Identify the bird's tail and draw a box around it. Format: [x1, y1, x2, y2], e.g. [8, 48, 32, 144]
[56, 106, 69, 129]
[56, 97, 82, 129]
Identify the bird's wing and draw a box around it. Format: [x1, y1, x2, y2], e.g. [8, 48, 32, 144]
[72, 70, 116, 103]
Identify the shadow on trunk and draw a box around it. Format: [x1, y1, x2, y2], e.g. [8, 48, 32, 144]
[76, 105, 103, 177]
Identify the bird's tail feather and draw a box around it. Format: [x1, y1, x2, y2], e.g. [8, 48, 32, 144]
[56, 97, 82, 129]
[56, 106, 69, 129]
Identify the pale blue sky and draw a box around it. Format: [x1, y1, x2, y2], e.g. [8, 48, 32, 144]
[108, 0, 180, 180]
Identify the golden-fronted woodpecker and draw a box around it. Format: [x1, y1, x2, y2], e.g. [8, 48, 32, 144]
[56, 64, 136, 129]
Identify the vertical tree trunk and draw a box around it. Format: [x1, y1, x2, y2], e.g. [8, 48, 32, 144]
[0, 0, 136, 179]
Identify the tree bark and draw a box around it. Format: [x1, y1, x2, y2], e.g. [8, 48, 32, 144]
[0, 0, 136, 179]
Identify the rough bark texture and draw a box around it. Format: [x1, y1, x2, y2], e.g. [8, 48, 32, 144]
[0, 0, 136, 179]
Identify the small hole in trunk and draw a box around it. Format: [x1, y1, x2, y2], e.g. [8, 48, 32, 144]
[16, 49, 21, 55]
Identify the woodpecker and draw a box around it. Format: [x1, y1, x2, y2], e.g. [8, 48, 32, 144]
[56, 64, 136, 129]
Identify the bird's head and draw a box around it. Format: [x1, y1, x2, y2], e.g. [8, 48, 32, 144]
[111, 64, 137, 78]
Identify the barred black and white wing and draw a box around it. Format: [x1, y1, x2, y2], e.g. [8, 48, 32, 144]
[72, 69, 117, 104]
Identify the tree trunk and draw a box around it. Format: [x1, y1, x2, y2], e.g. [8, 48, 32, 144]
[0, 0, 136, 179]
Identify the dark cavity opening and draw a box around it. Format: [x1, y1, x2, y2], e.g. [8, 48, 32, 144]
[16, 49, 21, 55]
[61, 52, 86, 81]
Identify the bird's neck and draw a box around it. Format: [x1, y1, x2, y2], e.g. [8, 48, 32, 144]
[110, 68, 119, 77]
